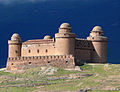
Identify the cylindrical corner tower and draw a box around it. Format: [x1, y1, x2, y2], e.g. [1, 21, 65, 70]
[87, 26, 108, 63]
[55, 23, 76, 55]
[8, 33, 22, 57]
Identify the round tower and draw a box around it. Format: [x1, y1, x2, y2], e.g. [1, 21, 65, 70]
[55, 23, 76, 55]
[87, 26, 108, 63]
[44, 35, 51, 39]
[8, 33, 22, 57]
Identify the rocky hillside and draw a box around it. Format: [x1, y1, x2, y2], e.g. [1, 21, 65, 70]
[0, 64, 120, 92]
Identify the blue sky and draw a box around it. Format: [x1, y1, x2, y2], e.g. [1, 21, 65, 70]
[0, 0, 120, 67]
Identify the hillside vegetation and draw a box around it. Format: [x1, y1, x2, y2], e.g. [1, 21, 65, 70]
[0, 64, 120, 92]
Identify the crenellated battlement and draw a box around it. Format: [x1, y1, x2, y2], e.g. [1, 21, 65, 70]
[8, 55, 74, 61]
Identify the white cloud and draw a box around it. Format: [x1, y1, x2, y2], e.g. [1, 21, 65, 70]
[0, 0, 47, 4]
[0, 0, 112, 5]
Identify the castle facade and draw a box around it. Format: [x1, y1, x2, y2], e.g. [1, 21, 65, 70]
[6, 23, 108, 70]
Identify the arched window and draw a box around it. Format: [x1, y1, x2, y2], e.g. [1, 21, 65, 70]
[48, 61, 50, 63]
[66, 61, 68, 63]
[28, 50, 31, 53]
[37, 49, 39, 53]
[46, 49, 48, 53]
[15, 50, 18, 54]
[29, 62, 31, 64]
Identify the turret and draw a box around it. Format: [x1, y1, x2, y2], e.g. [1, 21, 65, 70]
[44, 35, 51, 39]
[55, 23, 76, 55]
[87, 26, 108, 63]
[8, 33, 22, 57]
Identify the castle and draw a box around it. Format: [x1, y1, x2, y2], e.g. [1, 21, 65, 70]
[6, 23, 108, 70]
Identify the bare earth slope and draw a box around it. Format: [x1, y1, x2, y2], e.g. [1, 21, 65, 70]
[0, 64, 120, 92]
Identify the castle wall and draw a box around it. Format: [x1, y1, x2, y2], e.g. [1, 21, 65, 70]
[75, 49, 91, 61]
[6, 55, 75, 70]
[21, 43, 55, 56]
[75, 39, 92, 63]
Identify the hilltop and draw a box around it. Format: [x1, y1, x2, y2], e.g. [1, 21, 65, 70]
[0, 64, 120, 92]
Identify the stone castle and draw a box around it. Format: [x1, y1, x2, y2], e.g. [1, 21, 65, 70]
[6, 23, 108, 70]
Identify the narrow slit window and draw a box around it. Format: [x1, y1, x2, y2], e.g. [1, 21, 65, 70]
[28, 50, 31, 53]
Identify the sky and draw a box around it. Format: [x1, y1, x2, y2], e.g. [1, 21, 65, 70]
[0, 0, 120, 68]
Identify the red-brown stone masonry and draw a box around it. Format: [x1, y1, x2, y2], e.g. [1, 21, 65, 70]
[6, 55, 75, 70]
